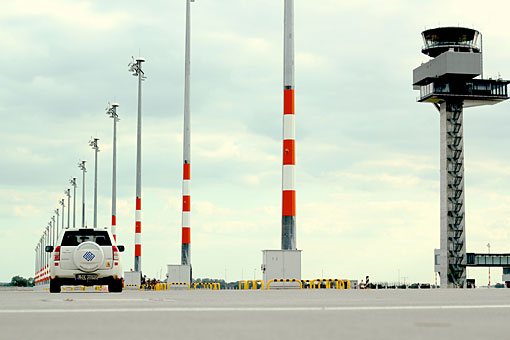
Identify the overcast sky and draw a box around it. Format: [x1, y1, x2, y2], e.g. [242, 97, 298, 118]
[1, 0, 510, 285]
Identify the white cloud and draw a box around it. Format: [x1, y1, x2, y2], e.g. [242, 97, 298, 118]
[0, 0, 130, 31]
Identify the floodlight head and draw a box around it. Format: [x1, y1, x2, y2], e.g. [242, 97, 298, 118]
[106, 102, 119, 120]
[129, 56, 145, 76]
[89, 137, 99, 151]
[78, 160, 87, 172]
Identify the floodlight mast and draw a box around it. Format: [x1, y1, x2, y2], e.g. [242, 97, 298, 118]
[282, 0, 296, 250]
[181, 0, 195, 267]
[78, 161, 87, 228]
[46, 225, 50, 267]
[128, 56, 146, 272]
[64, 189, 71, 229]
[50, 217, 55, 247]
[59, 199, 65, 232]
[44, 226, 48, 276]
[106, 103, 120, 241]
[89, 137, 100, 229]
[70, 177, 77, 228]
[34, 244, 36, 282]
[54, 209, 60, 240]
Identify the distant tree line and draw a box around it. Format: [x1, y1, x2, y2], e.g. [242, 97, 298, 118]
[9, 276, 34, 287]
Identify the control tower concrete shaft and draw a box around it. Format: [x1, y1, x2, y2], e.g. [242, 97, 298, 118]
[413, 27, 509, 288]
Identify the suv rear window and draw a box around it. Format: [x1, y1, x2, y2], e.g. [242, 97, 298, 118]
[61, 230, 112, 246]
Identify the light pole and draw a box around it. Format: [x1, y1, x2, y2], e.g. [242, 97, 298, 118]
[106, 103, 120, 241]
[38, 238, 42, 285]
[128, 56, 146, 273]
[54, 209, 60, 240]
[59, 199, 65, 232]
[64, 189, 70, 229]
[70, 177, 77, 228]
[488, 243, 491, 287]
[50, 217, 55, 247]
[78, 161, 87, 228]
[282, 0, 296, 251]
[34, 244, 38, 283]
[181, 0, 195, 267]
[89, 137, 100, 229]
[43, 228, 47, 279]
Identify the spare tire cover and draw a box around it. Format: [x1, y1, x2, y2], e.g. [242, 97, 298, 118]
[73, 241, 105, 272]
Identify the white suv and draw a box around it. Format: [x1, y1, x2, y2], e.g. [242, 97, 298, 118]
[45, 228, 124, 293]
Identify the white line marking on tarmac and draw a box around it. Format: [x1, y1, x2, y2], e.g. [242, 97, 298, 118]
[2, 305, 510, 313]
[58, 299, 154, 302]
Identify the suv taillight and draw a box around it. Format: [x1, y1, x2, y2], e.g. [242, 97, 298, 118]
[54, 246, 61, 264]
[112, 246, 119, 265]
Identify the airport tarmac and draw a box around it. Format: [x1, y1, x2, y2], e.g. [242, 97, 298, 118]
[1, 288, 509, 339]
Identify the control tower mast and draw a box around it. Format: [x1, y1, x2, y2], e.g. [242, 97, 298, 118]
[413, 27, 509, 288]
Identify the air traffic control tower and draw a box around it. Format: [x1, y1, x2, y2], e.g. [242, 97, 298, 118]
[413, 27, 509, 288]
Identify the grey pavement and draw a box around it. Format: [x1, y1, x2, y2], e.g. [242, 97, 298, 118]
[1, 289, 509, 340]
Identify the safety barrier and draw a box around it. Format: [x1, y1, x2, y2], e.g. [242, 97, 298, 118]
[154, 283, 167, 291]
[239, 280, 264, 290]
[167, 283, 191, 290]
[266, 279, 302, 290]
[309, 279, 351, 289]
[310, 279, 332, 289]
[124, 284, 141, 290]
[300, 280, 311, 289]
[192, 282, 220, 290]
[62, 286, 87, 292]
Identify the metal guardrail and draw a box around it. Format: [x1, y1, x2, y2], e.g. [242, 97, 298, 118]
[124, 284, 141, 290]
[239, 280, 264, 290]
[52, 279, 355, 292]
[309, 279, 351, 289]
[192, 282, 220, 290]
[167, 282, 191, 290]
[62, 286, 87, 292]
[266, 279, 303, 290]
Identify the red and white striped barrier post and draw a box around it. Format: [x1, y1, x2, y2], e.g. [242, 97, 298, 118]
[282, 0, 296, 250]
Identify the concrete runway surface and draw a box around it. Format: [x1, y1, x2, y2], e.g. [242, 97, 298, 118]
[1, 289, 509, 340]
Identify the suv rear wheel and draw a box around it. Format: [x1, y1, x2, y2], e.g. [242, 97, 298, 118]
[49, 279, 61, 293]
[109, 279, 123, 293]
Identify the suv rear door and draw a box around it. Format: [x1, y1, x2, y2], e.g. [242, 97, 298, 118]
[60, 229, 113, 271]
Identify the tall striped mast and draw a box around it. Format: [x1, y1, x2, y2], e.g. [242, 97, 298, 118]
[128, 57, 146, 273]
[107, 103, 120, 241]
[282, 0, 296, 250]
[181, 0, 194, 266]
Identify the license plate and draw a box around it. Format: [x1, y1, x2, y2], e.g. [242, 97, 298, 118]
[76, 274, 98, 281]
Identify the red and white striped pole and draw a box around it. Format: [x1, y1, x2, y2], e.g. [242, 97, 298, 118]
[107, 103, 120, 242]
[128, 57, 145, 273]
[282, 0, 296, 250]
[181, 0, 193, 266]
[181, 163, 191, 264]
